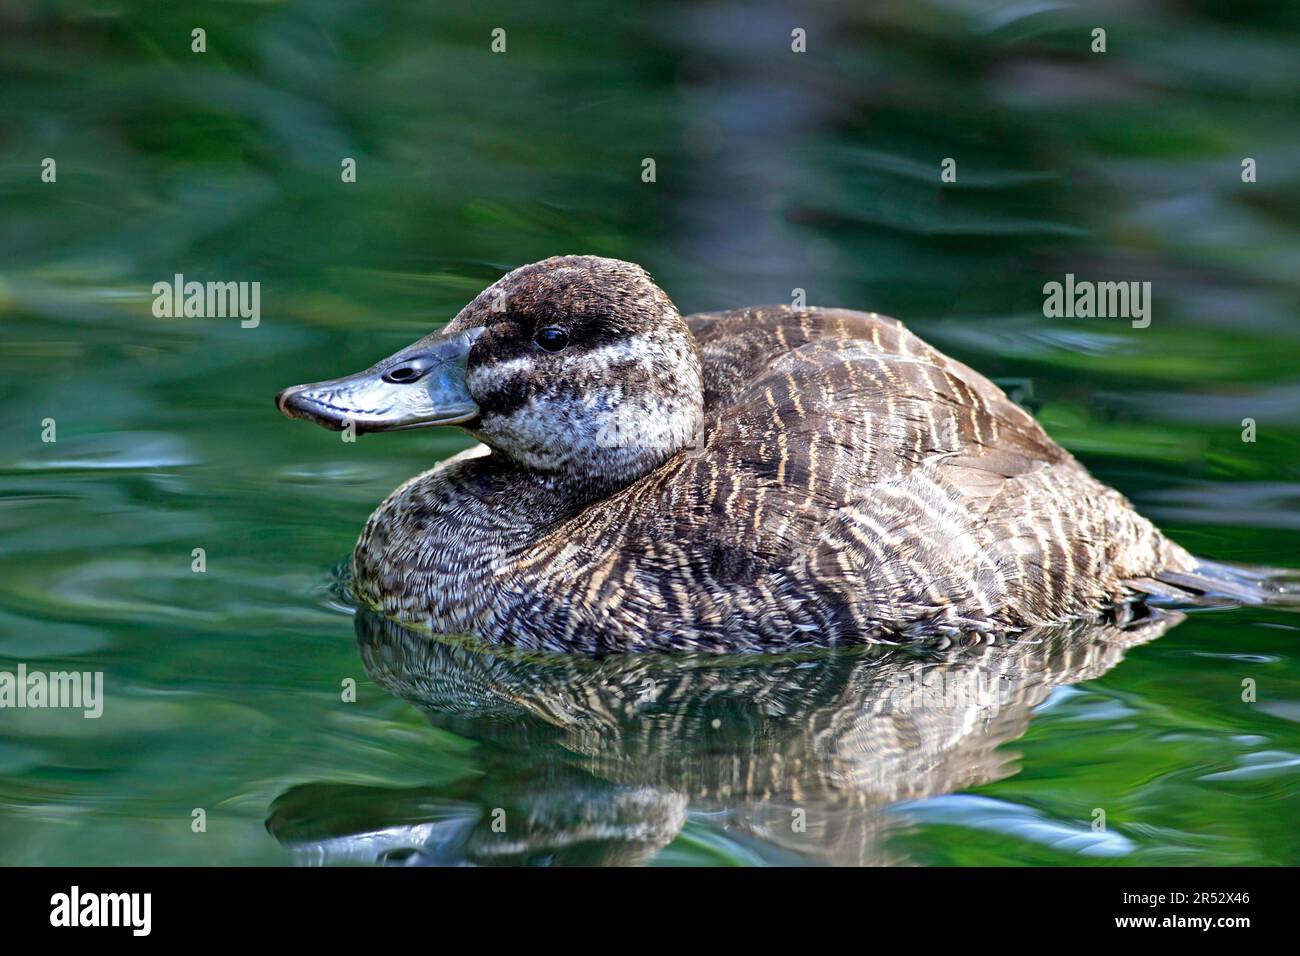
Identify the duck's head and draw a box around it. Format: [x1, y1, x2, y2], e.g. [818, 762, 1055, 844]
[277, 256, 704, 486]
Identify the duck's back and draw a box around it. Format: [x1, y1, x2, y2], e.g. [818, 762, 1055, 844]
[523, 306, 1195, 651]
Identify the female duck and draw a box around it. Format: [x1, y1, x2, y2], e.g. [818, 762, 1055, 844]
[278, 255, 1205, 653]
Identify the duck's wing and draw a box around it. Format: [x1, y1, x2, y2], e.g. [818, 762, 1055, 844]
[676, 305, 1068, 524]
[639, 307, 1192, 636]
[688, 305, 1065, 464]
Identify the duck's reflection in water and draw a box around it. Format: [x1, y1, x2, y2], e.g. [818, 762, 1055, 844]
[268, 607, 1182, 865]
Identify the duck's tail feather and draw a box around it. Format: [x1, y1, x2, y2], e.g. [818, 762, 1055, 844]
[1128, 559, 1300, 609]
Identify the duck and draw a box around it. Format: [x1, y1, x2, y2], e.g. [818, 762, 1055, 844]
[277, 254, 1243, 654]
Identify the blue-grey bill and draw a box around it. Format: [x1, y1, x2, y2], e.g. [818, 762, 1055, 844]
[276, 326, 485, 433]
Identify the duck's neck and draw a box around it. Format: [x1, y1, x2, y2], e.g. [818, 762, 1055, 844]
[349, 448, 628, 631]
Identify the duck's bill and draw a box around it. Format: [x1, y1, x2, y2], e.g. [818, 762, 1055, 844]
[276, 326, 485, 433]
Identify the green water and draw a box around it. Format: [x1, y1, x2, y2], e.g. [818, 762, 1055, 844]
[2, 1, 1299, 865]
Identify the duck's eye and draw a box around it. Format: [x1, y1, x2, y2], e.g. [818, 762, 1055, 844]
[534, 327, 569, 353]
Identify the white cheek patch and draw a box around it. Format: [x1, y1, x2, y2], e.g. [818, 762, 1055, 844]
[583, 336, 657, 367]
[488, 395, 698, 473]
[590, 395, 698, 455]
[467, 355, 531, 392]
[474, 331, 704, 476]
[468, 335, 662, 395]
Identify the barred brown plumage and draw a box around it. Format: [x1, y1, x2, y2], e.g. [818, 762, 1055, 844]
[281, 255, 1210, 653]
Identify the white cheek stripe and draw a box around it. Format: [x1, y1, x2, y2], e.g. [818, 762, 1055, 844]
[469, 354, 530, 385]
[468, 335, 660, 391]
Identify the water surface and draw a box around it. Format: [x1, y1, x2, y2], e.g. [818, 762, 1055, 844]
[1, 0, 1298, 865]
